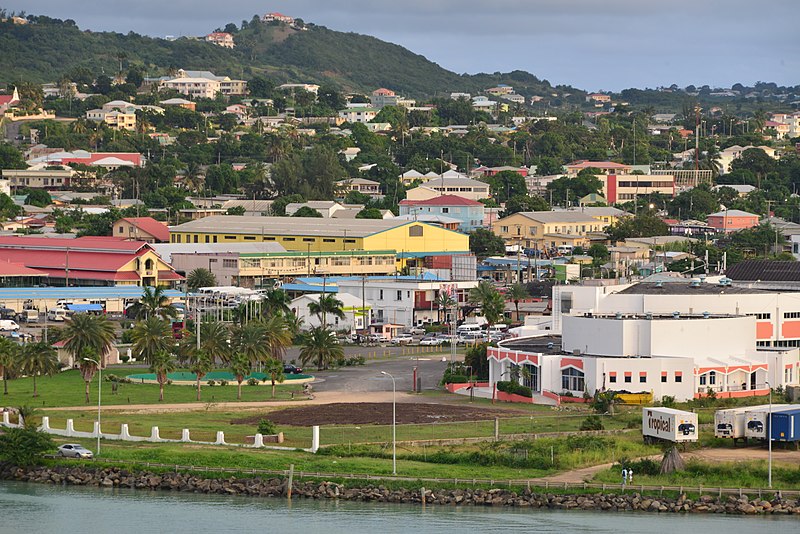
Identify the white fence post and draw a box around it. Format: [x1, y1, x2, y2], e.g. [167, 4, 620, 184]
[40, 416, 50, 432]
[3, 411, 12, 426]
[311, 426, 320, 453]
[253, 433, 264, 448]
[181, 429, 191, 442]
[214, 431, 226, 445]
[93, 421, 101, 438]
[119, 424, 132, 440]
[66, 419, 75, 437]
[150, 426, 161, 442]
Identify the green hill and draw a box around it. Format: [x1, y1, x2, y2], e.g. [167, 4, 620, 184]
[0, 16, 581, 99]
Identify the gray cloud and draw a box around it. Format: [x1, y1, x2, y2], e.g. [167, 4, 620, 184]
[6, 0, 799, 90]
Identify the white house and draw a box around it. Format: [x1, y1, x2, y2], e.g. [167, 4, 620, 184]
[290, 293, 372, 333]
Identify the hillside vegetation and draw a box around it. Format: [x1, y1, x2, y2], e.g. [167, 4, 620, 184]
[0, 15, 578, 99]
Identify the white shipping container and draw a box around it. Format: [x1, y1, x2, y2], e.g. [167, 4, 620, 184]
[714, 407, 752, 439]
[744, 404, 796, 440]
[642, 407, 698, 443]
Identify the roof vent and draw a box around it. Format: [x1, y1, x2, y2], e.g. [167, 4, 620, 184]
[615, 312, 623, 320]
[672, 311, 681, 319]
[547, 342, 554, 350]
[699, 274, 707, 283]
[645, 312, 653, 320]
[655, 280, 664, 288]
[573, 349, 581, 356]
[703, 311, 710, 319]
[690, 279, 701, 288]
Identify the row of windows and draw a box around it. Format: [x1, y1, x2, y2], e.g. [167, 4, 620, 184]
[747, 313, 772, 320]
[174, 234, 361, 245]
[617, 181, 673, 188]
[784, 312, 800, 319]
[610, 373, 682, 384]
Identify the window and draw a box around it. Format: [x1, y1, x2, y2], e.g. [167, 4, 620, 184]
[409, 225, 423, 237]
[283, 237, 296, 242]
[500, 226, 509, 233]
[175, 235, 181, 243]
[323, 239, 335, 243]
[396, 290, 402, 301]
[205, 236, 210, 243]
[303, 238, 315, 242]
[244, 236, 255, 241]
[193, 235, 198, 243]
[224, 235, 236, 240]
[661, 375, 667, 383]
[379, 290, 384, 300]
[344, 239, 356, 243]
[709, 371, 716, 385]
[263, 236, 275, 241]
[784, 312, 800, 319]
[609, 375, 617, 383]
[747, 313, 771, 320]
[699, 375, 706, 386]
[222, 259, 237, 269]
[675, 374, 682, 383]
[639, 374, 647, 383]
[441, 207, 449, 214]
[624, 374, 632, 383]
[561, 367, 584, 392]
[118, 227, 124, 234]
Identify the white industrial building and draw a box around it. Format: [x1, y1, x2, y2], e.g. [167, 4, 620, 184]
[489, 312, 799, 402]
[290, 293, 371, 333]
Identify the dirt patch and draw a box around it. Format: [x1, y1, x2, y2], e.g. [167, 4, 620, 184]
[231, 402, 528, 426]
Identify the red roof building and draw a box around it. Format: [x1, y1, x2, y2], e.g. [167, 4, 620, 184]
[0, 87, 20, 114]
[0, 260, 48, 287]
[112, 217, 170, 243]
[0, 236, 182, 287]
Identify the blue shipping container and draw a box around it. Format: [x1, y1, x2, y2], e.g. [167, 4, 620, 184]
[770, 409, 800, 442]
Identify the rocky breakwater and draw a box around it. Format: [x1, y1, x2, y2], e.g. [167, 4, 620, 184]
[2, 463, 799, 515]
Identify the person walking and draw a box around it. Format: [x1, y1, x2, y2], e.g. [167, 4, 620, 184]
[628, 468, 633, 484]
[621, 467, 628, 487]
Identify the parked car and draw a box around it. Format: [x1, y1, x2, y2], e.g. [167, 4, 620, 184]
[57, 444, 94, 459]
[283, 364, 303, 375]
[406, 326, 426, 335]
[391, 333, 414, 345]
[420, 335, 444, 346]
[0, 320, 20, 332]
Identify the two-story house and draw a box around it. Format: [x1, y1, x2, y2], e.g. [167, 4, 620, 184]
[491, 211, 607, 251]
[399, 195, 484, 233]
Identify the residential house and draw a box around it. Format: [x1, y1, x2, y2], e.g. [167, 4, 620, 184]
[277, 83, 320, 94]
[471, 96, 497, 112]
[586, 93, 611, 104]
[399, 195, 484, 232]
[706, 209, 760, 233]
[475, 165, 529, 178]
[157, 70, 247, 98]
[718, 145, 779, 174]
[491, 211, 607, 251]
[339, 107, 380, 123]
[86, 108, 136, 130]
[112, 217, 170, 243]
[370, 88, 415, 109]
[337, 178, 383, 199]
[598, 174, 675, 203]
[565, 160, 632, 176]
[486, 85, 514, 96]
[205, 32, 235, 48]
[291, 293, 372, 333]
[159, 98, 196, 111]
[500, 93, 525, 104]
[405, 176, 491, 202]
[2, 165, 73, 189]
[450, 92, 471, 100]
[262, 12, 294, 24]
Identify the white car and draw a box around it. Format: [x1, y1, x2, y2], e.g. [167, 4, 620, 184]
[57, 444, 94, 459]
[420, 336, 444, 346]
[391, 333, 414, 345]
[0, 320, 20, 332]
[406, 326, 426, 335]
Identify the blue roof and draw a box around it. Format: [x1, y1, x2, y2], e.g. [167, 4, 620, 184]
[280, 283, 338, 293]
[0, 286, 185, 301]
[66, 304, 104, 312]
[295, 272, 443, 285]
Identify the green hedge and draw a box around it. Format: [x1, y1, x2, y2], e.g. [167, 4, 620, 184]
[496, 380, 532, 398]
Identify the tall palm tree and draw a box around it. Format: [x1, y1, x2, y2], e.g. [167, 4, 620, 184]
[469, 281, 506, 329]
[229, 352, 251, 400]
[183, 162, 206, 193]
[231, 320, 269, 365]
[263, 358, 285, 398]
[437, 291, 455, 324]
[0, 337, 19, 395]
[299, 327, 343, 370]
[262, 314, 293, 362]
[308, 294, 345, 329]
[19, 342, 59, 397]
[149, 350, 176, 402]
[187, 351, 213, 401]
[199, 321, 232, 364]
[261, 288, 291, 317]
[187, 268, 217, 291]
[63, 314, 116, 403]
[131, 286, 177, 321]
[506, 283, 530, 322]
[130, 317, 174, 364]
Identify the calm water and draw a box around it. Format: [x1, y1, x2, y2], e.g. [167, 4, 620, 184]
[0, 480, 791, 534]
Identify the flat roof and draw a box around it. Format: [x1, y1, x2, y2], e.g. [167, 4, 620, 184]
[0, 286, 185, 301]
[618, 282, 764, 295]
[169, 216, 423, 238]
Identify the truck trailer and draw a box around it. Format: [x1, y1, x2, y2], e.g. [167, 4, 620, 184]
[642, 407, 698, 443]
[770, 408, 800, 444]
[744, 405, 795, 441]
[714, 406, 754, 442]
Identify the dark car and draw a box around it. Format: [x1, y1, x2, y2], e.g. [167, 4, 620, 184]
[284, 364, 303, 375]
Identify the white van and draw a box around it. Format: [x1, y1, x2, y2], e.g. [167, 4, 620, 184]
[557, 245, 574, 255]
[0, 320, 20, 331]
[47, 308, 69, 322]
[456, 324, 483, 335]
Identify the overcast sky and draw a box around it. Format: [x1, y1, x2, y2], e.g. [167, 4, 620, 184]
[7, 0, 799, 91]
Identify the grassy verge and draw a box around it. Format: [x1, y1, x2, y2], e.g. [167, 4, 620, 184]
[0, 368, 307, 408]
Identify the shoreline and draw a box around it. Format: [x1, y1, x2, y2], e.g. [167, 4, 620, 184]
[1, 463, 797, 515]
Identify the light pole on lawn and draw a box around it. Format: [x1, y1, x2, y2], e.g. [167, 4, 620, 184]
[381, 371, 397, 475]
[766, 380, 772, 488]
[83, 357, 102, 456]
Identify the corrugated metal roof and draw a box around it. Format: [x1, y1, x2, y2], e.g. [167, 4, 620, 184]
[727, 260, 800, 282]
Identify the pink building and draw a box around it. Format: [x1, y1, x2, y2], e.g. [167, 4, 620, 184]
[706, 209, 760, 233]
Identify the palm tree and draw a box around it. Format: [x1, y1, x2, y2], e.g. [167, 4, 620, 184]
[183, 162, 206, 193]
[282, 311, 304, 338]
[63, 314, 116, 403]
[437, 291, 455, 324]
[19, 342, 59, 397]
[149, 350, 176, 402]
[506, 283, 529, 322]
[261, 288, 291, 317]
[187, 351, 213, 401]
[229, 352, 251, 400]
[308, 294, 345, 329]
[130, 317, 174, 364]
[0, 337, 19, 395]
[130, 286, 177, 321]
[199, 321, 232, 364]
[187, 268, 217, 291]
[263, 358, 285, 398]
[232, 320, 269, 365]
[469, 281, 506, 329]
[262, 314, 293, 362]
[299, 327, 343, 370]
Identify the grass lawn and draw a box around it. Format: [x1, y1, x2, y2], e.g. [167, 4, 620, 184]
[1, 368, 307, 408]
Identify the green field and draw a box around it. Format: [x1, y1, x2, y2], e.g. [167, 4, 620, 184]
[127, 371, 312, 382]
[0, 368, 308, 408]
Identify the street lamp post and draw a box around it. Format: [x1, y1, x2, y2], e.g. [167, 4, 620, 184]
[84, 357, 102, 456]
[766, 380, 772, 488]
[381, 371, 397, 475]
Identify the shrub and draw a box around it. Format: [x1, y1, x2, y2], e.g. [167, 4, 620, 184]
[207, 380, 216, 386]
[496, 380, 532, 398]
[580, 415, 604, 431]
[257, 419, 277, 435]
[247, 378, 259, 386]
[0, 426, 55, 466]
[660, 395, 676, 408]
[120, 355, 130, 363]
[219, 380, 229, 386]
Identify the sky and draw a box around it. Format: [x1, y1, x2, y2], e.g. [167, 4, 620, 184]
[6, 0, 799, 91]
